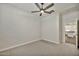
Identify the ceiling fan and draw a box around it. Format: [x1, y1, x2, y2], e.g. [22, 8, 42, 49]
[31, 3, 55, 16]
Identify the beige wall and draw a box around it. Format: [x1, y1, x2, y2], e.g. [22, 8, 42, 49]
[41, 13, 60, 43]
[0, 4, 40, 50]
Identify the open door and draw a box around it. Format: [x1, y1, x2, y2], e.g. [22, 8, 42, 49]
[64, 23, 77, 45]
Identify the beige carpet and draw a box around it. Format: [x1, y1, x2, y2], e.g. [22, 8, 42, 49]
[0, 40, 79, 56]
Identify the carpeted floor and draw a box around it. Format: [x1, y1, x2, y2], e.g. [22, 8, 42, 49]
[0, 40, 79, 56]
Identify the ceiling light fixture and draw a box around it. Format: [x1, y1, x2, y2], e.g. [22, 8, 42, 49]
[40, 10, 44, 13]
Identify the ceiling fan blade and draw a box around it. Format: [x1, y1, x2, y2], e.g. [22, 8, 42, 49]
[40, 13, 42, 16]
[31, 11, 40, 13]
[35, 3, 41, 10]
[44, 11, 50, 14]
[49, 10, 55, 14]
[44, 10, 54, 14]
[44, 3, 54, 10]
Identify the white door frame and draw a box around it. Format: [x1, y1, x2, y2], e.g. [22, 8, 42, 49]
[61, 16, 78, 48]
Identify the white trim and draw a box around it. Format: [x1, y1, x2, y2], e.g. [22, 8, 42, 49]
[62, 13, 78, 48]
[0, 38, 60, 52]
[76, 19, 78, 48]
[43, 39, 60, 44]
[0, 39, 41, 52]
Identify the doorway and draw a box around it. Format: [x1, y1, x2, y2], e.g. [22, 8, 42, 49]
[64, 23, 77, 45]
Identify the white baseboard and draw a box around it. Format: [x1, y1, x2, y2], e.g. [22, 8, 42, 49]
[0, 39, 41, 52]
[0, 38, 60, 52]
[42, 39, 60, 44]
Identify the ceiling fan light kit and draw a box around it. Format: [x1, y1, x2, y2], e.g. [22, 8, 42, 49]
[31, 3, 55, 16]
[40, 10, 44, 13]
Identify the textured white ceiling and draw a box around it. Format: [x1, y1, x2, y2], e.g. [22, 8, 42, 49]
[10, 3, 77, 13]
[7, 3, 78, 16]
